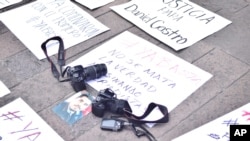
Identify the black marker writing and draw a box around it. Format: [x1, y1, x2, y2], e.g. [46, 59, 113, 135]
[124, 4, 188, 44]
[161, 0, 215, 24]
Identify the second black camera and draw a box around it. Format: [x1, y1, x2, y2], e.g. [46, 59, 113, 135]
[92, 88, 132, 117]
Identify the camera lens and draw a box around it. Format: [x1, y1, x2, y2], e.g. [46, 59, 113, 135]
[71, 81, 86, 92]
[92, 102, 106, 117]
[83, 63, 107, 81]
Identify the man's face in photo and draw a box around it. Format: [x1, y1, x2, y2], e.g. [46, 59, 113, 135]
[69, 96, 90, 112]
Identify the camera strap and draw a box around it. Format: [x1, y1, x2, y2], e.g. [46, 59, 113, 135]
[123, 102, 169, 124]
[41, 36, 70, 82]
[106, 116, 158, 141]
[131, 124, 157, 141]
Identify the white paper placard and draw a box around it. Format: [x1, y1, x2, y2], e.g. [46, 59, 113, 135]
[172, 103, 250, 141]
[68, 31, 212, 119]
[111, 0, 232, 51]
[0, 80, 10, 97]
[0, 98, 64, 141]
[0, 0, 109, 60]
[0, 0, 22, 9]
[74, 0, 114, 10]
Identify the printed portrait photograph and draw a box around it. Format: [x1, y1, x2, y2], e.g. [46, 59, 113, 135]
[52, 90, 93, 125]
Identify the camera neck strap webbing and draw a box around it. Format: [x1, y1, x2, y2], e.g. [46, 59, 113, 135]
[123, 102, 169, 124]
[41, 36, 69, 82]
[131, 123, 157, 141]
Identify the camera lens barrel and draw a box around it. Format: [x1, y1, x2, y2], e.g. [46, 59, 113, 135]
[67, 64, 107, 92]
[83, 63, 107, 81]
[92, 102, 106, 117]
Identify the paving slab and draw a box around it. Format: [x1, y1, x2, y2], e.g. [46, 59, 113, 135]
[159, 70, 250, 140]
[0, 21, 9, 34]
[204, 5, 250, 65]
[0, 31, 26, 60]
[190, 0, 250, 66]
[157, 41, 214, 63]
[0, 68, 72, 109]
[75, 120, 149, 141]
[0, 49, 52, 88]
[193, 49, 249, 89]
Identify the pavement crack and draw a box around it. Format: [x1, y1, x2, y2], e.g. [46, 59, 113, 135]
[234, 4, 249, 14]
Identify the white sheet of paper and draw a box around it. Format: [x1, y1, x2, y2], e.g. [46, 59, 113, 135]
[68, 31, 212, 119]
[75, 0, 114, 10]
[0, 0, 109, 60]
[172, 103, 250, 141]
[0, 0, 22, 9]
[111, 0, 232, 51]
[0, 80, 10, 97]
[0, 98, 64, 141]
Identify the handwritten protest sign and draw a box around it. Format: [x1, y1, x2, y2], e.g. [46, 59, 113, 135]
[111, 0, 232, 51]
[73, 0, 114, 10]
[0, 0, 22, 9]
[172, 103, 250, 141]
[68, 31, 212, 119]
[0, 80, 10, 97]
[0, 0, 109, 60]
[0, 98, 64, 141]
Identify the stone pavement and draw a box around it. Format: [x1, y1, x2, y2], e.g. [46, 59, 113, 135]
[0, 0, 250, 141]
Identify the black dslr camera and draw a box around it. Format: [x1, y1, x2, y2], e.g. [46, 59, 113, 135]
[66, 64, 107, 92]
[92, 88, 132, 117]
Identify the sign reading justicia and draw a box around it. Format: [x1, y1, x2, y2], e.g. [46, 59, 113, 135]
[111, 0, 232, 51]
